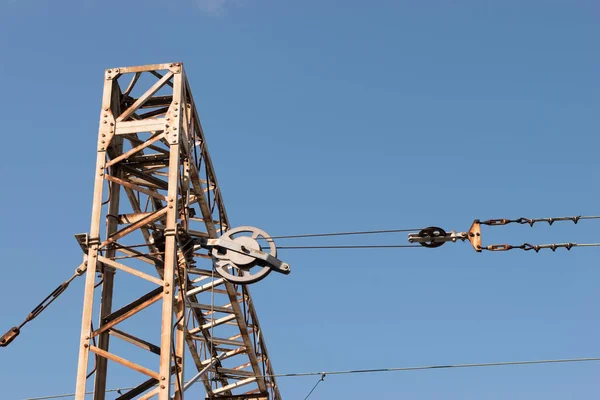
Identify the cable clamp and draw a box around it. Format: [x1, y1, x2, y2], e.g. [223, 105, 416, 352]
[87, 236, 101, 246]
[164, 228, 177, 237]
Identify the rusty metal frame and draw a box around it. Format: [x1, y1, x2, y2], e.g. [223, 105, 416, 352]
[74, 63, 281, 400]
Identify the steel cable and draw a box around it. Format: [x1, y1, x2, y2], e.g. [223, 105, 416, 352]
[303, 373, 326, 400]
[262, 357, 600, 378]
[22, 356, 600, 400]
[257, 228, 422, 240]
[276, 244, 422, 249]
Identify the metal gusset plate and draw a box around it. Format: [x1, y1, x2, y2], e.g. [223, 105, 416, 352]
[211, 226, 290, 284]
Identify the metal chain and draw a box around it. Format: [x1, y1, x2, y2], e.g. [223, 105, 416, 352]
[0, 263, 87, 347]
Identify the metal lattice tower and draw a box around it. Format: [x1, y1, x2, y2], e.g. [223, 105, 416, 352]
[74, 63, 281, 400]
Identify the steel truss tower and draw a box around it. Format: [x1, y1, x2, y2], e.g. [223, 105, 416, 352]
[74, 63, 281, 400]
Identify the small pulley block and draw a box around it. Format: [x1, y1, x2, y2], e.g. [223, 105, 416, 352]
[414, 227, 447, 248]
[196, 226, 290, 284]
[408, 226, 469, 248]
[407, 221, 481, 251]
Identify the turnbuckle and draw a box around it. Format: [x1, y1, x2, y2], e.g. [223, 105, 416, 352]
[0, 327, 20, 347]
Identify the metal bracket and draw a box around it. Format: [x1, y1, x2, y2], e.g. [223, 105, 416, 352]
[168, 62, 182, 74]
[74, 233, 89, 253]
[467, 220, 482, 252]
[98, 108, 115, 152]
[105, 68, 121, 80]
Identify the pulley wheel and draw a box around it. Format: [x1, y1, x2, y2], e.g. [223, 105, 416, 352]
[417, 227, 447, 248]
[213, 226, 277, 284]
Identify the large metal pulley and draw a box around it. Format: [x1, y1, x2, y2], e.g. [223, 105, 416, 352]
[197, 226, 291, 284]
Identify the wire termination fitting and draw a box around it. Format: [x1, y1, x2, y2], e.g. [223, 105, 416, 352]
[0, 327, 20, 347]
[409, 215, 596, 253]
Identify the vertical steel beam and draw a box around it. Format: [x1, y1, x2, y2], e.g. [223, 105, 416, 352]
[93, 84, 124, 400]
[158, 69, 183, 400]
[173, 289, 186, 400]
[75, 75, 117, 400]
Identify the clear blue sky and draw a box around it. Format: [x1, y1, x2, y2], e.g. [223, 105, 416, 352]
[1, 1, 599, 399]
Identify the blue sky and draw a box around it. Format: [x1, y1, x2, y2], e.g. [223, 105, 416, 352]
[1, 1, 599, 399]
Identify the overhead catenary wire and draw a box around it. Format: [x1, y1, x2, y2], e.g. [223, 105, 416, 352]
[12, 216, 600, 395]
[253, 227, 425, 250]
[261, 356, 600, 378]
[257, 228, 422, 240]
[22, 356, 600, 400]
[255, 215, 600, 252]
[276, 244, 422, 249]
[7, 216, 600, 349]
[255, 215, 600, 242]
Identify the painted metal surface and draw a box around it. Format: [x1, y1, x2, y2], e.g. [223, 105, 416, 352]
[73, 63, 281, 400]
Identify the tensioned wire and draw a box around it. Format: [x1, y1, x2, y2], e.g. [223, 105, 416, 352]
[22, 356, 600, 400]
[276, 244, 423, 249]
[253, 216, 600, 250]
[90, 216, 600, 251]
[303, 373, 326, 400]
[256, 227, 424, 249]
[256, 215, 600, 241]
[9, 217, 600, 350]
[15, 216, 600, 399]
[257, 228, 422, 239]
